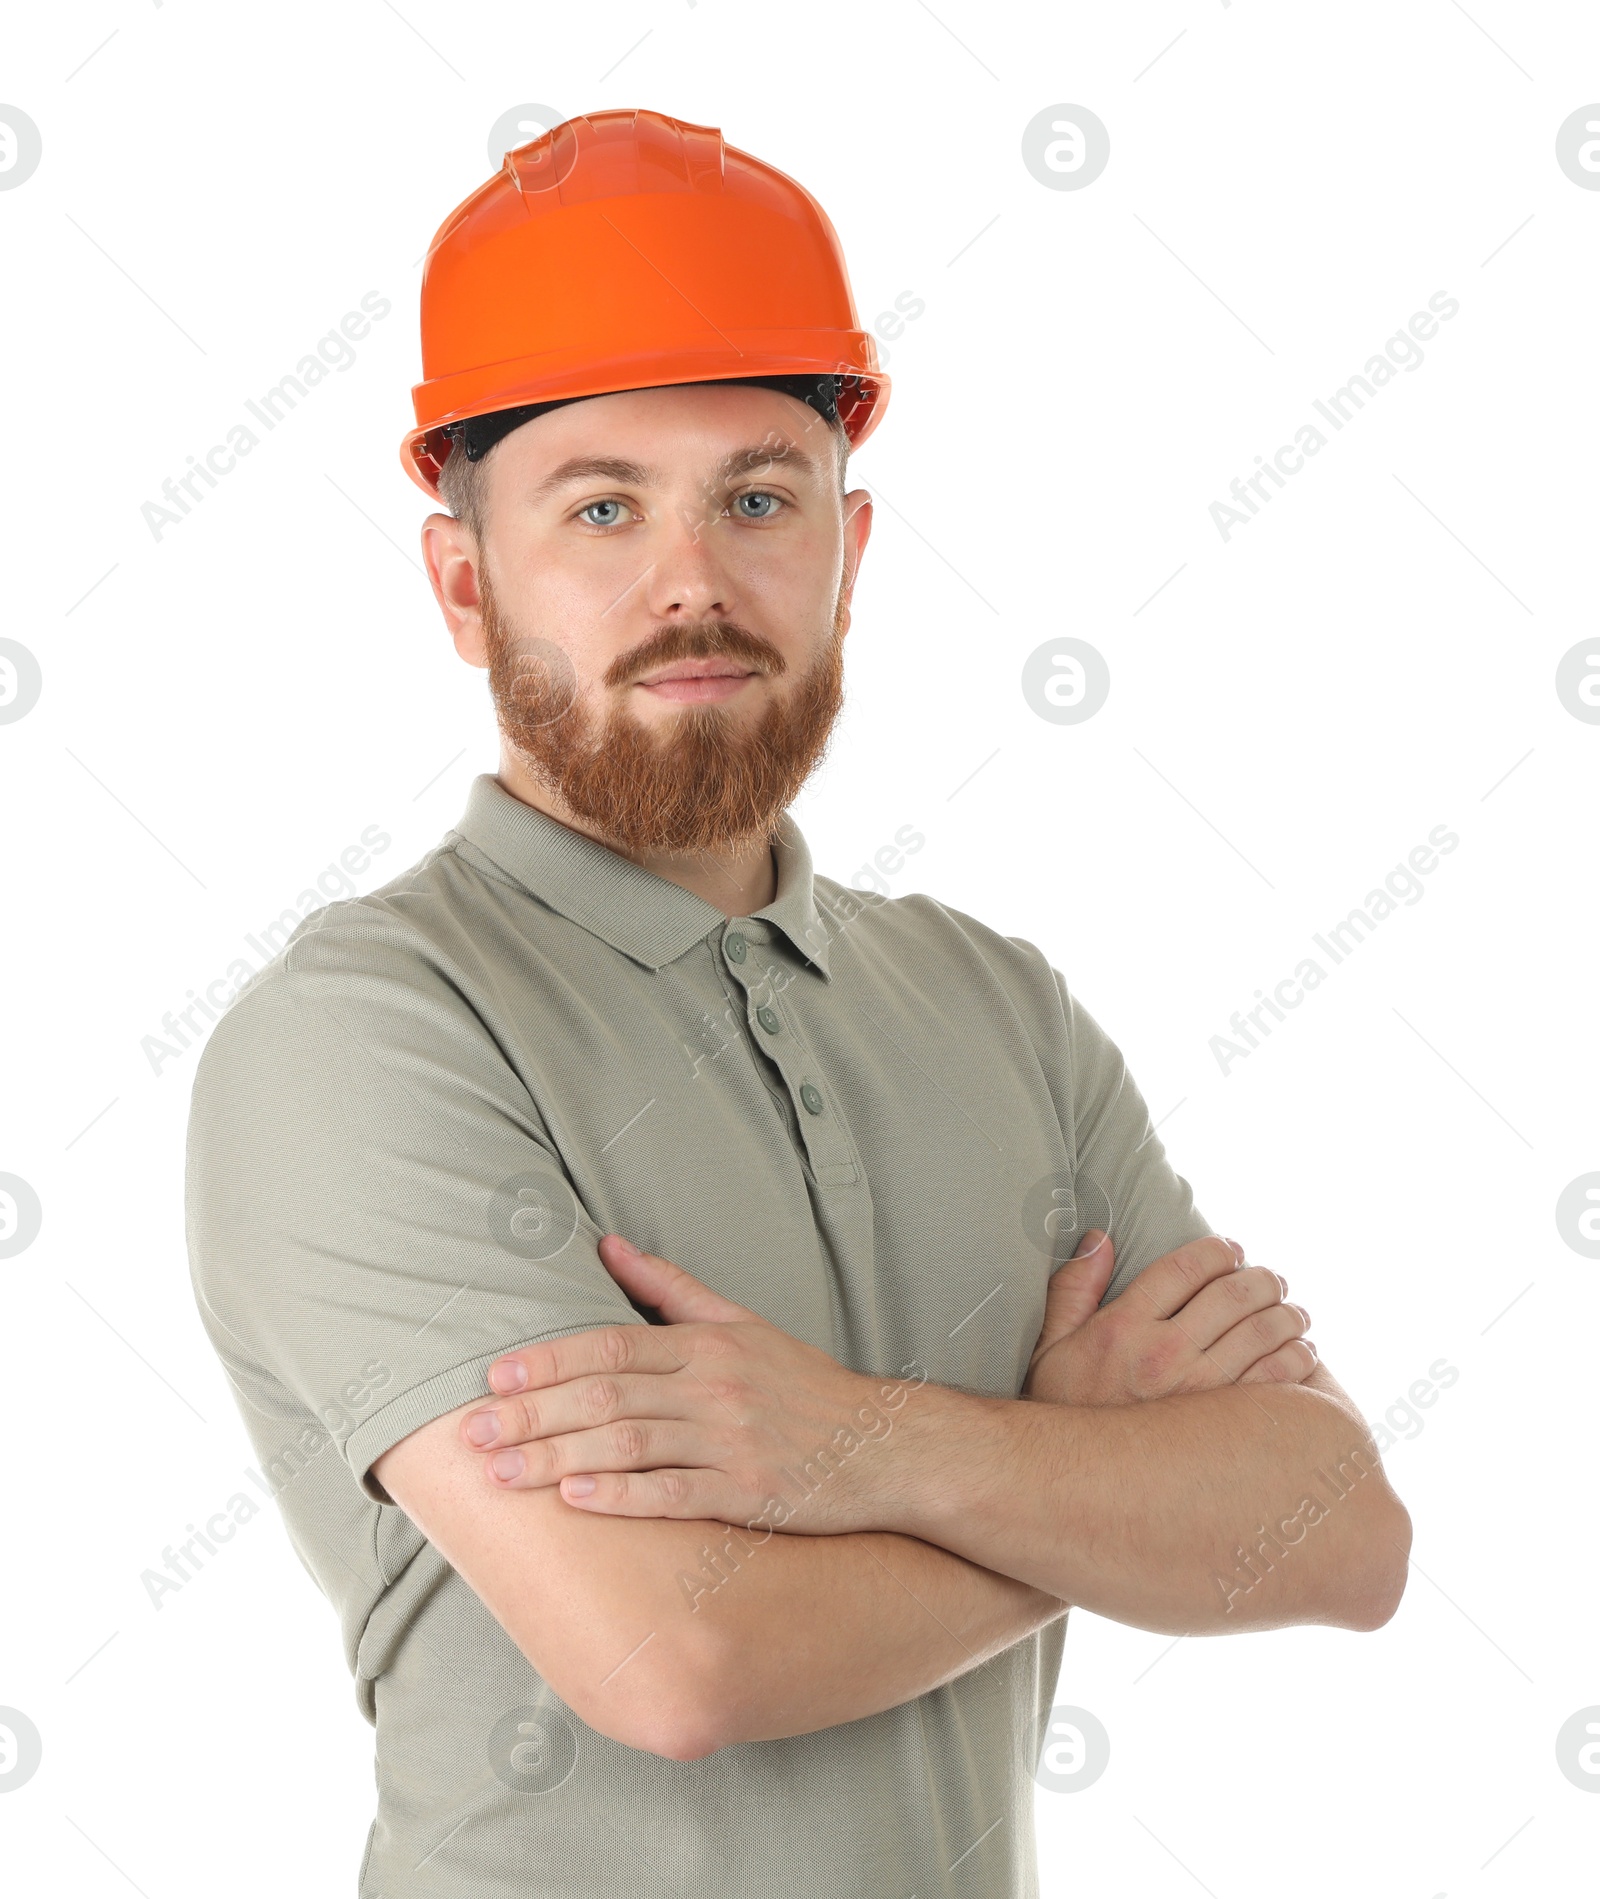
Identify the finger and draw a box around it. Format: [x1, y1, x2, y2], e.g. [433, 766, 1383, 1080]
[1200, 1300, 1310, 1382]
[486, 1317, 697, 1396]
[597, 1235, 760, 1325]
[1034, 1230, 1116, 1355]
[1237, 1336, 1318, 1386]
[462, 1369, 705, 1452]
[1116, 1235, 1243, 1322]
[480, 1419, 715, 1489]
[1168, 1265, 1289, 1354]
[557, 1465, 735, 1520]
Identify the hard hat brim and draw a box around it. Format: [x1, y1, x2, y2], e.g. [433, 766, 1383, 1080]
[403, 350, 888, 501]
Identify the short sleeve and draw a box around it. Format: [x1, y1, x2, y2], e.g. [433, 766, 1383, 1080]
[1052, 969, 1217, 1304]
[184, 922, 649, 1503]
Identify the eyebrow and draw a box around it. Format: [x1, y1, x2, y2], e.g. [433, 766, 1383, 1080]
[526, 441, 824, 504]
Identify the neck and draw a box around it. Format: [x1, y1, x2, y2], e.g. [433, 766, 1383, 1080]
[494, 745, 779, 919]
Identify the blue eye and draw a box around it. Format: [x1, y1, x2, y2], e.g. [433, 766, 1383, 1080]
[734, 492, 783, 519]
[578, 499, 627, 527]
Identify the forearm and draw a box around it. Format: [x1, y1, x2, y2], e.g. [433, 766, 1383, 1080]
[892, 1370, 1411, 1635]
[691, 1521, 1065, 1749]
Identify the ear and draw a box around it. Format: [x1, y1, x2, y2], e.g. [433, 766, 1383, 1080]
[421, 511, 488, 666]
[838, 489, 874, 632]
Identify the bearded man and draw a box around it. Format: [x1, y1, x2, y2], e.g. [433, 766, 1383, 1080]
[185, 110, 1409, 1899]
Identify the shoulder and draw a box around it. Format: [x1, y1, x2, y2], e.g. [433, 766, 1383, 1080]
[190, 833, 514, 1094]
[812, 872, 1062, 1000]
[809, 874, 1078, 1068]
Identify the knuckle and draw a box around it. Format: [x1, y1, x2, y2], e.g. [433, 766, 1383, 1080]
[1272, 1345, 1311, 1383]
[723, 1457, 762, 1497]
[611, 1419, 646, 1462]
[597, 1328, 636, 1372]
[1167, 1245, 1208, 1292]
[1133, 1333, 1182, 1390]
[1195, 1236, 1237, 1278]
[505, 1395, 541, 1439]
[1242, 1265, 1282, 1305]
[583, 1375, 622, 1423]
[1247, 1349, 1294, 1385]
[1215, 1271, 1253, 1314]
[1248, 1307, 1282, 1349]
[657, 1470, 689, 1508]
[1170, 1237, 1234, 1295]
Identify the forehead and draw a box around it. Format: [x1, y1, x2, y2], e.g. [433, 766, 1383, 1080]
[486, 383, 835, 499]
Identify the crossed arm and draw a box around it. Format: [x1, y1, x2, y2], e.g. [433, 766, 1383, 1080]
[374, 1229, 1412, 1760]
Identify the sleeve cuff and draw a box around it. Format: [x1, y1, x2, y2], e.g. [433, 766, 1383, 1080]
[346, 1316, 649, 1503]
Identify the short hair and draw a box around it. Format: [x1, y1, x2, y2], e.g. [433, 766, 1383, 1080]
[436, 403, 850, 547]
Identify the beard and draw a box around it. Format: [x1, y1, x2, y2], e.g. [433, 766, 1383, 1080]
[479, 565, 848, 858]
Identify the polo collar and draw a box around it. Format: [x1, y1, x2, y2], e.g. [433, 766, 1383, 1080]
[451, 774, 833, 977]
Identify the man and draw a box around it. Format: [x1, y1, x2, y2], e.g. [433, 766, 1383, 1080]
[186, 109, 1410, 1897]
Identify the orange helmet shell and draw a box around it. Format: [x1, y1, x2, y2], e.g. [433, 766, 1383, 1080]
[402, 108, 890, 499]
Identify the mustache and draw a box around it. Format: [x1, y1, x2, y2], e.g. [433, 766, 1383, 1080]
[604, 620, 787, 691]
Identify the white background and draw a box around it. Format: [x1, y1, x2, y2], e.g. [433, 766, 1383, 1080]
[2, 4, 1597, 1895]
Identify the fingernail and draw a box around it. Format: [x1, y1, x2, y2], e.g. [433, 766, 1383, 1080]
[464, 1411, 499, 1446]
[565, 1475, 596, 1497]
[610, 1236, 640, 1257]
[489, 1359, 527, 1393]
[1224, 1237, 1245, 1263]
[1073, 1228, 1103, 1257]
[490, 1449, 525, 1481]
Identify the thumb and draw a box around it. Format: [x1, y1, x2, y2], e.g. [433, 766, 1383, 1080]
[597, 1234, 758, 1324]
[1034, 1229, 1115, 1354]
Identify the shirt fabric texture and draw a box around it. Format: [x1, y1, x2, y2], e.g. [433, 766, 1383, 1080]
[184, 772, 1214, 1898]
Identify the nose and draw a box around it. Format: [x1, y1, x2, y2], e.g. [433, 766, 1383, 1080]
[637, 502, 739, 626]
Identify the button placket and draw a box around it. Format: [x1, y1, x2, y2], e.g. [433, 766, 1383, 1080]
[719, 922, 857, 1186]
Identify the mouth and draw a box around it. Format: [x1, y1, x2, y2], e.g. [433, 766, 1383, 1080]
[634, 659, 761, 705]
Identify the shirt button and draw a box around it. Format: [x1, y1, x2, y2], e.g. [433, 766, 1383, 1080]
[725, 932, 747, 964]
[799, 1080, 824, 1115]
[756, 1004, 781, 1034]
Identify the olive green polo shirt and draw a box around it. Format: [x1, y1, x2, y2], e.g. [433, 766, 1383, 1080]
[185, 772, 1213, 1899]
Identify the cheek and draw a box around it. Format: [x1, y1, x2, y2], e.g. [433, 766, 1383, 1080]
[735, 535, 841, 631]
[498, 564, 624, 684]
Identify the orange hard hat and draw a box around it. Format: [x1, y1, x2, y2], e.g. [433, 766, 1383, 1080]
[402, 107, 890, 500]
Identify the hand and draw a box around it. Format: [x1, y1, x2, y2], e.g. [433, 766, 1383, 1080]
[1023, 1229, 1316, 1406]
[457, 1236, 926, 1533]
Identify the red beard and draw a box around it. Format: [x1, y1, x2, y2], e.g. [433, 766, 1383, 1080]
[480, 568, 847, 857]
